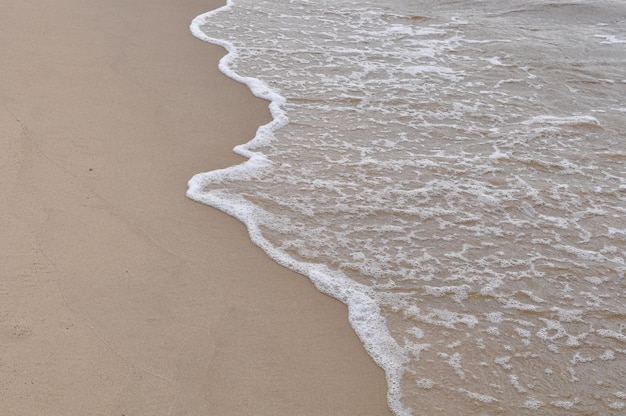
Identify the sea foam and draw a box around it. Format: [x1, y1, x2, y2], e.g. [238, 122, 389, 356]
[188, 1, 626, 414]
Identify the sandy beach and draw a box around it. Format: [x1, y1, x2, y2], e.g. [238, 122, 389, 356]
[0, 0, 391, 414]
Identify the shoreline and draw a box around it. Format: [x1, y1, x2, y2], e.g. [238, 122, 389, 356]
[0, 0, 392, 414]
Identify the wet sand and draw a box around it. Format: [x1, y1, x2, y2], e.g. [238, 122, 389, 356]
[0, 0, 392, 414]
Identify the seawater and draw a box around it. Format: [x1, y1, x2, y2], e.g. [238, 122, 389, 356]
[187, 1, 626, 414]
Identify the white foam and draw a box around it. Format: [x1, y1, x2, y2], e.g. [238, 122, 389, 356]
[523, 397, 543, 410]
[596, 329, 626, 343]
[614, 391, 626, 400]
[520, 115, 601, 127]
[487, 326, 500, 335]
[595, 35, 626, 44]
[189, 5, 414, 416]
[495, 356, 512, 369]
[423, 284, 470, 302]
[551, 400, 576, 409]
[551, 307, 584, 322]
[509, 374, 527, 393]
[536, 319, 566, 342]
[187, 1, 626, 414]
[486, 312, 503, 323]
[457, 388, 498, 404]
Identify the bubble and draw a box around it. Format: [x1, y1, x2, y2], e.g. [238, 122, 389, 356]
[551, 400, 575, 409]
[523, 397, 543, 410]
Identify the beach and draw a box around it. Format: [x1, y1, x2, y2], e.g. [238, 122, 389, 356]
[0, 0, 391, 414]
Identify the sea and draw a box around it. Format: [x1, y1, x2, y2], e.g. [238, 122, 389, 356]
[187, 1, 626, 414]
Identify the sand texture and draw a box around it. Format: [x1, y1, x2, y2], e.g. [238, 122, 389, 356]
[0, 0, 391, 414]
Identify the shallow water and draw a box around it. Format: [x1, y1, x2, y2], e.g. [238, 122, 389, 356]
[188, 1, 626, 414]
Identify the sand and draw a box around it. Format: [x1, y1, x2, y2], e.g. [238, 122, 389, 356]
[0, 0, 392, 414]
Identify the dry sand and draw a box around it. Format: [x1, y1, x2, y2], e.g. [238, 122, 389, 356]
[0, 0, 392, 414]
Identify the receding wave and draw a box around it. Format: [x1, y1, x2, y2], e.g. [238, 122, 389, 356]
[188, 1, 626, 414]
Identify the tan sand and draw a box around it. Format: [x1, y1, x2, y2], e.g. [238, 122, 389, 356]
[0, 0, 392, 414]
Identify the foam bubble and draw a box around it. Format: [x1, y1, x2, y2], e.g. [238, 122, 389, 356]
[487, 326, 500, 335]
[458, 388, 498, 404]
[596, 329, 626, 343]
[614, 391, 626, 400]
[521, 115, 601, 127]
[551, 307, 584, 322]
[523, 397, 543, 410]
[551, 400, 576, 409]
[495, 356, 512, 369]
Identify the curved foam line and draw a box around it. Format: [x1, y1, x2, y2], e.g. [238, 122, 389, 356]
[189, 1, 288, 161]
[187, 3, 408, 415]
